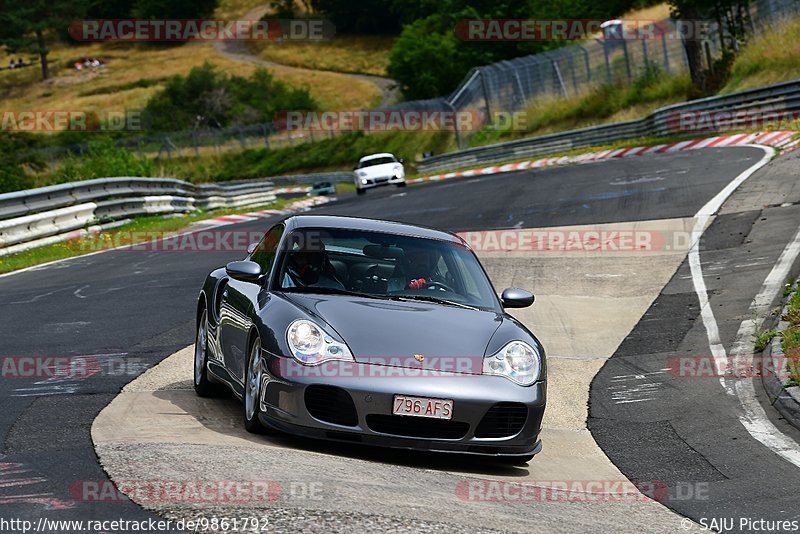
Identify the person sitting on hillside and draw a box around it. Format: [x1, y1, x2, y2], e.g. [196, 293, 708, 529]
[8, 59, 16, 70]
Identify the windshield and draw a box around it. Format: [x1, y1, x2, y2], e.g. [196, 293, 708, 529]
[358, 156, 396, 168]
[276, 228, 499, 310]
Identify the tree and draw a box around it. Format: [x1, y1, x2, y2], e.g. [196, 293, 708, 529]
[0, 0, 88, 80]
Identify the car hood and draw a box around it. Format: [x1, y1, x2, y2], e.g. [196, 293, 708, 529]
[283, 293, 502, 373]
[358, 163, 401, 177]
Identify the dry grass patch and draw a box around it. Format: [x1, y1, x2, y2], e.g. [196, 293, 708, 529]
[248, 35, 394, 76]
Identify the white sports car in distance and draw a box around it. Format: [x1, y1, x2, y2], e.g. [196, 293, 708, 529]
[354, 153, 406, 196]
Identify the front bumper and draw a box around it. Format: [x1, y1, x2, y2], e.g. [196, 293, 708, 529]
[355, 175, 405, 190]
[259, 357, 545, 457]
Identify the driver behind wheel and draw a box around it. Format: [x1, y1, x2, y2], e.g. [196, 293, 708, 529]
[402, 247, 442, 290]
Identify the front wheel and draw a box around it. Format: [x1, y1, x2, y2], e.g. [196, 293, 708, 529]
[243, 336, 269, 433]
[396, 181, 407, 188]
[356, 187, 366, 196]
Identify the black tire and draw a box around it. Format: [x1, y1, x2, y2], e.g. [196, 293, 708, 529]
[356, 187, 366, 196]
[396, 181, 407, 188]
[497, 454, 535, 466]
[243, 335, 269, 434]
[194, 309, 225, 397]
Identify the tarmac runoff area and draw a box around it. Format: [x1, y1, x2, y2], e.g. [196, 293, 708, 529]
[92, 217, 704, 533]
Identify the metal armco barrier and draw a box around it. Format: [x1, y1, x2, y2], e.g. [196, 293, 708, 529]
[417, 79, 800, 174]
[0, 172, 347, 256]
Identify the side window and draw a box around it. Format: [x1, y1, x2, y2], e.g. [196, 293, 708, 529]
[250, 224, 284, 273]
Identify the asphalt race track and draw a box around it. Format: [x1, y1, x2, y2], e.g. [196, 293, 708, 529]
[2, 146, 799, 532]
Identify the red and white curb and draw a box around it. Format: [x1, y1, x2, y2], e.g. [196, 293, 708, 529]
[410, 131, 799, 184]
[197, 196, 331, 228]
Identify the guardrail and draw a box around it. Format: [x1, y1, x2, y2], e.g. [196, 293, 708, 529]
[0, 171, 350, 257]
[417, 78, 800, 174]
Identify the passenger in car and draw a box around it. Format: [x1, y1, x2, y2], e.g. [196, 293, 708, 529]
[283, 245, 345, 289]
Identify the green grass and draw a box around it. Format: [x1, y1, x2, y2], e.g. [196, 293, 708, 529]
[0, 198, 292, 275]
[784, 286, 800, 327]
[783, 325, 800, 384]
[777, 281, 800, 384]
[754, 328, 781, 352]
[723, 17, 800, 93]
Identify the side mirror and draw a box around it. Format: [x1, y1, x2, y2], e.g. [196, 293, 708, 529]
[247, 242, 259, 255]
[398, 158, 404, 164]
[501, 288, 534, 308]
[226, 261, 262, 283]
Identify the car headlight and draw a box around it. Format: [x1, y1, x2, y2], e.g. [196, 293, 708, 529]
[483, 341, 540, 385]
[287, 319, 353, 366]
[358, 171, 367, 177]
[361, 178, 368, 184]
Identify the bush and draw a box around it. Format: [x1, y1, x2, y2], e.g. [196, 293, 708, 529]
[144, 63, 317, 131]
[57, 140, 154, 183]
[0, 133, 47, 194]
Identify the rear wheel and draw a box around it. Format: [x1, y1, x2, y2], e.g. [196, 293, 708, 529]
[396, 181, 407, 188]
[356, 187, 366, 196]
[244, 336, 269, 433]
[194, 309, 224, 397]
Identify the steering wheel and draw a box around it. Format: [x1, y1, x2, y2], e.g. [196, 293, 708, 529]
[424, 281, 455, 293]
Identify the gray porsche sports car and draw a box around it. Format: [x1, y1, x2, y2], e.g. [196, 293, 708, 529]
[194, 215, 546, 463]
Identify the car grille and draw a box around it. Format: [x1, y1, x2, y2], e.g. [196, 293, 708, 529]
[474, 403, 528, 438]
[366, 415, 469, 439]
[304, 385, 358, 427]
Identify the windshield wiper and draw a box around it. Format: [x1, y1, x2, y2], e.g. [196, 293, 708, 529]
[389, 294, 479, 310]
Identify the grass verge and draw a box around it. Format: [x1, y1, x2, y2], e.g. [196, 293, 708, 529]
[782, 284, 800, 385]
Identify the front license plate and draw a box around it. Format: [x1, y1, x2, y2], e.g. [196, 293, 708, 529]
[392, 395, 453, 420]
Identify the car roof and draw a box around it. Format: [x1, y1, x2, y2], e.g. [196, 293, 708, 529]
[284, 215, 463, 244]
[359, 153, 395, 162]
